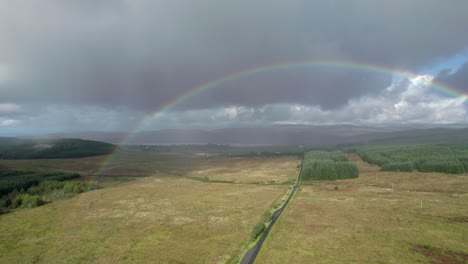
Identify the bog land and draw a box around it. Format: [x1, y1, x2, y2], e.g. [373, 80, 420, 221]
[1, 144, 467, 263]
[256, 153, 468, 263]
[0, 148, 300, 263]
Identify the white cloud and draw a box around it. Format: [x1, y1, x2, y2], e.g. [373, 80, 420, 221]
[129, 77, 468, 129]
[0, 103, 22, 128]
[351, 74, 468, 124]
[264, 74, 466, 126]
[0, 103, 21, 113]
[0, 118, 19, 127]
[239, 74, 467, 126]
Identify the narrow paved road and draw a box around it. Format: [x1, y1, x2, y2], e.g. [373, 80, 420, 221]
[240, 154, 304, 264]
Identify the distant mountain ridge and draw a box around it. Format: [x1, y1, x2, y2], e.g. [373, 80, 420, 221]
[41, 125, 468, 146]
[350, 127, 468, 146]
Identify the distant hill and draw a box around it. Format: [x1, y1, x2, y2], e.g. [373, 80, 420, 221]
[45, 125, 407, 146]
[0, 138, 115, 159]
[42, 125, 468, 147]
[344, 128, 468, 146]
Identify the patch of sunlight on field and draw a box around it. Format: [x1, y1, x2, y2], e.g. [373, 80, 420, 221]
[256, 154, 468, 264]
[187, 156, 300, 184]
[0, 177, 289, 263]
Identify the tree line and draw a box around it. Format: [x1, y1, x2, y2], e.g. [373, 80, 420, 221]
[0, 171, 97, 214]
[0, 172, 80, 196]
[357, 145, 468, 174]
[0, 138, 114, 160]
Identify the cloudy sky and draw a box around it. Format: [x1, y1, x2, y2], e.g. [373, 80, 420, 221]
[1, 0, 468, 135]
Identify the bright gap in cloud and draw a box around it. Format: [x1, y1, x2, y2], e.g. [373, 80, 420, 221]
[420, 50, 468, 75]
[145, 73, 467, 128]
[0, 118, 20, 127]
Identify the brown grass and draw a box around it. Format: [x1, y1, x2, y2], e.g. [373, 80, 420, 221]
[1, 151, 300, 187]
[0, 150, 300, 263]
[0, 177, 289, 263]
[256, 154, 468, 263]
[412, 245, 468, 264]
[187, 156, 300, 184]
[0, 155, 107, 174]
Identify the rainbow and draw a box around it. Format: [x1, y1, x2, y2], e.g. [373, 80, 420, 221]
[93, 59, 467, 179]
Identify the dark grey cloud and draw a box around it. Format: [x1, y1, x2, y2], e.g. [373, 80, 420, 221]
[180, 68, 390, 110]
[1, 0, 468, 112]
[434, 62, 468, 94]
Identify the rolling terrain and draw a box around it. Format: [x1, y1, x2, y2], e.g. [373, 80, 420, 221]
[0, 134, 467, 263]
[0, 148, 300, 263]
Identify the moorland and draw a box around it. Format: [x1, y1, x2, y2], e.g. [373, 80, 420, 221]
[0, 134, 467, 263]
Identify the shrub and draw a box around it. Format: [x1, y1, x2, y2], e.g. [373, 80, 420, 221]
[250, 223, 266, 240]
[87, 181, 99, 190]
[19, 194, 44, 208]
[7, 194, 44, 209]
[63, 182, 83, 194]
[263, 211, 272, 222]
[1, 172, 96, 213]
[27, 186, 42, 195]
[0, 172, 80, 196]
[0, 196, 11, 208]
[11, 196, 22, 209]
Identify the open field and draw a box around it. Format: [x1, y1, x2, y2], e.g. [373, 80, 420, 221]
[187, 156, 300, 184]
[0, 149, 300, 263]
[1, 148, 300, 186]
[256, 154, 468, 263]
[0, 148, 202, 180]
[0, 177, 289, 263]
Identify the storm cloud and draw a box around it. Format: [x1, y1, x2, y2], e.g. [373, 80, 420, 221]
[434, 62, 468, 94]
[0, 0, 467, 134]
[2, 1, 468, 109]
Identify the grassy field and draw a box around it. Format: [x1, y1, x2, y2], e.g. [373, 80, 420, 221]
[0, 150, 299, 263]
[187, 156, 300, 184]
[256, 154, 468, 263]
[1, 149, 300, 186]
[0, 148, 200, 179]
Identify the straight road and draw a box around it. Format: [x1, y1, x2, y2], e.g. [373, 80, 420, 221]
[240, 154, 304, 264]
